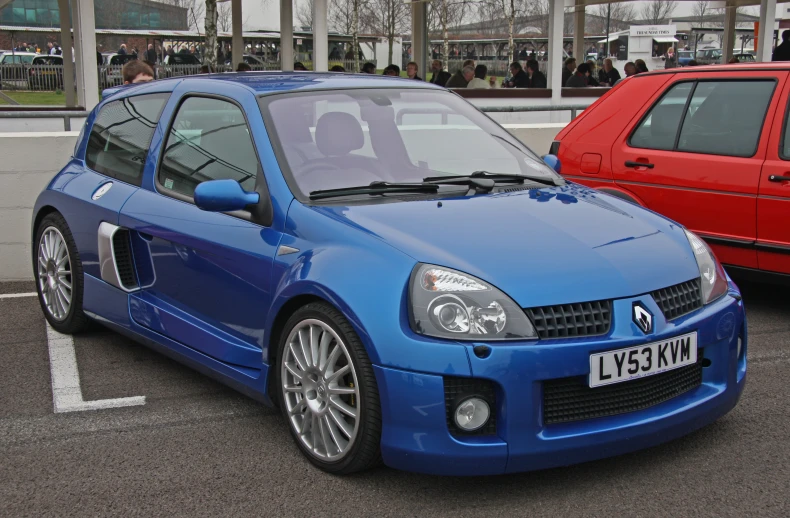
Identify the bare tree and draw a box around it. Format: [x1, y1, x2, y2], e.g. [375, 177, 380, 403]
[639, 1, 678, 25]
[691, 1, 709, 50]
[160, 0, 206, 32]
[204, 0, 218, 66]
[362, 0, 409, 65]
[296, 0, 313, 28]
[589, 3, 636, 34]
[217, 2, 232, 32]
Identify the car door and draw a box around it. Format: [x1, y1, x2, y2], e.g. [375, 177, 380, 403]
[757, 76, 790, 275]
[611, 70, 786, 269]
[119, 89, 281, 369]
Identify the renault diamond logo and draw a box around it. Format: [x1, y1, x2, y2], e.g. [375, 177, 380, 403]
[633, 303, 653, 334]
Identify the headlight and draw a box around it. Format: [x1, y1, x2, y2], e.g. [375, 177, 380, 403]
[684, 229, 728, 304]
[409, 264, 537, 341]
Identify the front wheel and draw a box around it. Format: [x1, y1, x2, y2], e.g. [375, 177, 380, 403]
[277, 302, 382, 474]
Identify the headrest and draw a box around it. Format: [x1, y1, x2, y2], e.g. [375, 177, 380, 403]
[315, 112, 364, 157]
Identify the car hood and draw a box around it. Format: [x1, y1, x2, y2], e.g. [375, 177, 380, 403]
[309, 184, 700, 308]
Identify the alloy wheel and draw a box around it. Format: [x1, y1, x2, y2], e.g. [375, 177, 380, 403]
[37, 226, 73, 321]
[281, 319, 361, 461]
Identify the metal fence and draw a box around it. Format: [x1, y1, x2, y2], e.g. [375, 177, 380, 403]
[0, 60, 377, 93]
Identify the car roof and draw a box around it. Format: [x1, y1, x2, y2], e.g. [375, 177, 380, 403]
[105, 71, 443, 99]
[187, 72, 444, 95]
[635, 61, 790, 76]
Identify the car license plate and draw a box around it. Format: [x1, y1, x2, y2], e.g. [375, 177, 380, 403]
[589, 332, 697, 388]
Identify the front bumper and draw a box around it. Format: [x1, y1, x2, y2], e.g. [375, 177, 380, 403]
[374, 285, 746, 475]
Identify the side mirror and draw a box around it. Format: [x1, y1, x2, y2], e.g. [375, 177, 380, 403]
[194, 179, 259, 213]
[542, 154, 562, 174]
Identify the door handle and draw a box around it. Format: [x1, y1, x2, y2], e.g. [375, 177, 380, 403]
[768, 175, 790, 182]
[625, 160, 655, 169]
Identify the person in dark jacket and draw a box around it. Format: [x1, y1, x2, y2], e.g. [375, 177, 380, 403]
[445, 59, 475, 88]
[526, 60, 546, 88]
[774, 30, 790, 61]
[561, 57, 576, 87]
[145, 43, 157, 64]
[361, 62, 376, 74]
[597, 58, 621, 86]
[565, 63, 589, 87]
[635, 59, 649, 73]
[504, 62, 530, 88]
[429, 59, 451, 86]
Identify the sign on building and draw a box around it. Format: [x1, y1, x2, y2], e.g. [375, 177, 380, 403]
[630, 25, 677, 38]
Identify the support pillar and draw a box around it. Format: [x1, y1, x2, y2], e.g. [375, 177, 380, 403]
[547, 0, 564, 106]
[313, 0, 328, 71]
[231, 0, 243, 69]
[721, 3, 736, 63]
[757, 0, 777, 62]
[57, 0, 76, 107]
[573, 0, 585, 62]
[411, 1, 427, 78]
[280, 0, 293, 70]
[72, 0, 99, 110]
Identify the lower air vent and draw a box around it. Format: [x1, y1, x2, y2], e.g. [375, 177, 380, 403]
[112, 229, 138, 290]
[525, 300, 612, 339]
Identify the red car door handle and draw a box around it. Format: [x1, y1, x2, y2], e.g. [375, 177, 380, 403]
[768, 175, 790, 182]
[625, 160, 654, 169]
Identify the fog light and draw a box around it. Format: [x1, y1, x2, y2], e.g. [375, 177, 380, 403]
[454, 396, 491, 432]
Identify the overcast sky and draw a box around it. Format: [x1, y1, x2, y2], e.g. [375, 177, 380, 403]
[241, 1, 768, 32]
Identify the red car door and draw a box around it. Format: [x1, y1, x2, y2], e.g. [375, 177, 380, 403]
[610, 70, 786, 269]
[757, 76, 790, 275]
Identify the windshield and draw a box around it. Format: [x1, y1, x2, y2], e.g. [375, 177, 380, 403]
[260, 88, 557, 199]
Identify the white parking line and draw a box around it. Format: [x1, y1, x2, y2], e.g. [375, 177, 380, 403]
[0, 292, 37, 299]
[46, 324, 146, 413]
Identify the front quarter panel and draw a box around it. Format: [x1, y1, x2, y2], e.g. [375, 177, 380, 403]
[266, 201, 472, 377]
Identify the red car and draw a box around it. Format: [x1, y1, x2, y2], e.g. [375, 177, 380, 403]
[554, 63, 790, 282]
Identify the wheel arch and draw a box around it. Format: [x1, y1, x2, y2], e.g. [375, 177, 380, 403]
[31, 205, 61, 255]
[596, 186, 646, 207]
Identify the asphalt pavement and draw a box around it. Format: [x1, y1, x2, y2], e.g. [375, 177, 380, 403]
[1, 279, 788, 517]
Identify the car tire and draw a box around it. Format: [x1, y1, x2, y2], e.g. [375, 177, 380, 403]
[276, 302, 382, 474]
[33, 212, 90, 334]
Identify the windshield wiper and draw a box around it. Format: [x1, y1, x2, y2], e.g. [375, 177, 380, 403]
[424, 170, 559, 187]
[309, 181, 440, 200]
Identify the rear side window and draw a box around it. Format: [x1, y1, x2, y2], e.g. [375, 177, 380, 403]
[159, 97, 259, 197]
[677, 81, 775, 157]
[85, 93, 170, 186]
[630, 82, 693, 151]
[630, 80, 775, 157]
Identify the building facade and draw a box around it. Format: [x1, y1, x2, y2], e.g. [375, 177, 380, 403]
[0, 0, 188, 30]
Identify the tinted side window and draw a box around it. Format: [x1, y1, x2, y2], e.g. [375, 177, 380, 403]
[677, 81, 775, 157]
[630, 82, 693, 151]
[159, 97, 259, 197]
[85, 93, 170, 186]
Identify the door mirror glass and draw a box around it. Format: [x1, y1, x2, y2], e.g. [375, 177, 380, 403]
[542, 154, 562, 174]
[194, 179, 259, 212]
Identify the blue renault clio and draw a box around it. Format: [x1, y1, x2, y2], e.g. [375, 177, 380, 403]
[32, 73, 746, 475]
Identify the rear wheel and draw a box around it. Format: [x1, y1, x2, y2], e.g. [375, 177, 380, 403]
[277, 302, 381, 474]
[34, 212, 90, 334]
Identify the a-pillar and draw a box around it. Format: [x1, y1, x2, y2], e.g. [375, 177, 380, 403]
[757, 0, 777, 62]
[56, 0, 75, 107]
[721, 2, 736, 63]
[231, 0, 243, 69]
[280, 0, 293, 70]
[547, 0, 564, 117]
[573, 0, 585, 62]
[72, 0, 99, 110]
[313, 0, 328, 71]
[411, 1, 427, 79]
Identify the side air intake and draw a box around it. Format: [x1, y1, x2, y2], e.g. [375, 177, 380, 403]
[98, 222, 140, 292]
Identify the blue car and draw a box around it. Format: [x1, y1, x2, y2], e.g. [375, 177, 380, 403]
[32, 73, 746, 475]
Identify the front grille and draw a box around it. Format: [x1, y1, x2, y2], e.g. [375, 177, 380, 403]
[652, 278, 702, 320]
[525, 300, 612, 339]
[444, 377, 497, 436]
[543, 357, 703, 425]
[112, 230, 138, 290]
